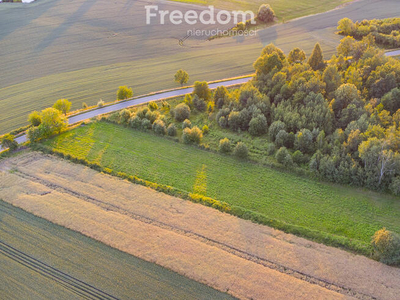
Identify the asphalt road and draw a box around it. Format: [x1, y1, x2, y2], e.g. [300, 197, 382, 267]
[386, 49, 400, 57]
[6, 77, 251, 150]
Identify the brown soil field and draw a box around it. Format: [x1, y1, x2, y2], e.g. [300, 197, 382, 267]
[1, 151, 399, 299]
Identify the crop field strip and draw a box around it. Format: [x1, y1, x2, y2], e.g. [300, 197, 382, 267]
[0, 241, 118, 300]
[5, 164, 376, 300]
[1, 0, 400, 133]
[0, 198, 235, 299]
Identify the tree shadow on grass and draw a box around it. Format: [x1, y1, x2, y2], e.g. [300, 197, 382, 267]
[0, 0, 62, 42]
[33, 0, 96, 54]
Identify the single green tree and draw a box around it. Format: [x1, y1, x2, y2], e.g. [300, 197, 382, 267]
[53, 99, 71, 115]
[257, 4, 275, 23]
[308, 43, 324, 71]
[117, 86, 133, 100]
[174, 69, 189, 86]
[322, 65, 342, 96]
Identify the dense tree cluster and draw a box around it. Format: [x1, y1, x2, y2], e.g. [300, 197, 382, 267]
[28, 107, 68, 142]
[337, 17, 400, 48]
[211, 41, 400, 194]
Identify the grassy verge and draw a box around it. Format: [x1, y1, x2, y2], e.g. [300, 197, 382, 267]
[39, 121, 400, 255]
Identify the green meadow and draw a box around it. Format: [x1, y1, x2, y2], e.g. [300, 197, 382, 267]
[43, 121, 400, 248]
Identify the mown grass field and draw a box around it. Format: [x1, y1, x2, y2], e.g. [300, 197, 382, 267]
[0, 200, 235, 300]
[43, 121, 400, 247]
[1, 0, 400, 134]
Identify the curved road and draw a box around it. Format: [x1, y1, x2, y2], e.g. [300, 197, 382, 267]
[386, 49, 400, 57]
[3, 77, 251, 151]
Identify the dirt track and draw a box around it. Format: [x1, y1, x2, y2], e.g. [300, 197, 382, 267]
[1, 152, 399, 300]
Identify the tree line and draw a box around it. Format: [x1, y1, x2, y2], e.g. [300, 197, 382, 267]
[338, 17, 400, 49]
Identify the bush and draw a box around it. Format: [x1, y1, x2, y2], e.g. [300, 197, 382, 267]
[266, 143, 275, 155]
[119, 109, 131, 124]
[214, 86, 228, 105]
[117, 86, 133, 100]
[145, 110, 159, 124]
[216, 98, 225, 109]
[152, 119, 166, 135]
[216, 108, 230, 127]
[257, 4, 275, 23]
[97, 99, 105, 108]
[167, 123, 177, 136]
[202, 125, 209, 134]
[276, 147, 293, 166]
[207, 101, 214, 113]
[249, 114, 268, 136]
[174, 103, 191, 122]
[136, 107, 149, 119]
[129, 115, 142, 129]
[82, 102, 88, 109]
[182, 119, 192, 129]
[275, 130, 289, 148]
[141, 118, 151, 129]
[1, 134, 18, 151]
[193, 95, 207, 112]
[219, 138, 231, 153]
[371, 228, 400, 265]
[27, 126, 43, 143]
[148, 101, 158, 111]
[28, 111, 42, 126]
[236, 22, 246, 31]
[182, 126, 203, 144]
[292, 150, 304, 164]
[228, 111, 241, 131]
[233, 142, 248, 159]
[269, 121, 286, 142]
[193, 81, 211, 101]
[161, 101, 171, 112]
[295, 128, 314, 153]
[184, 94, 193, 108]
